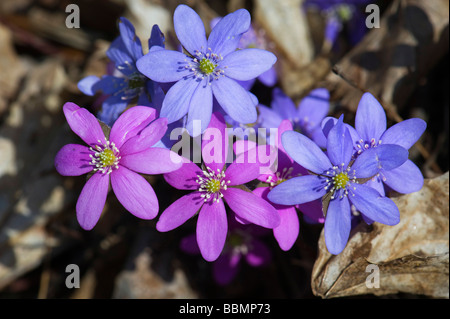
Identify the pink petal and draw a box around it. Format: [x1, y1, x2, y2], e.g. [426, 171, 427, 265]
[110, 166, 159, 220]
[223, 187, 280, 228]
[54, 144, 93, 176]
[109, 106, 157, 149]
[196, 199, 228, 262]
[63, 102, 105, 146]
[163, 159, 203, 191]
[120, 147, 183, 175]
[156, 192, 204, 232]
[76, 172, 109, 230]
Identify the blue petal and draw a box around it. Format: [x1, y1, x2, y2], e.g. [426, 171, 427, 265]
[186, 82, 213, 136]
[355, 92, 386, 141]
[160, 78, 199, 123]
[118, 17, 143, 61]
[148, 24, 165, 49]
[106, 37, 137, 76]
[271, 88, 298, 121]
[136, 49, 191, 83]
[281, 130, 332, 174]
[326, 115, 354, 167]
[207, 8, 251, 56]
[350, 183, 400, 226]
[324, 197, 351, 255]
[351, 144, 409, 178]
[221, 48, 277, 81]
[380, 118, 427, 150]
[382, 160, 424, 194]
[78, 75, 100, 96]
[297, 88, 330, 134]
[211, 76, 257, 124]
[173, 4, 207, 56]
[267, 175, 327, 206]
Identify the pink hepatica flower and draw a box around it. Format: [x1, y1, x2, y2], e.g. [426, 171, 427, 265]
[157, 112, 280, 262]
[54, 103, 182, 230]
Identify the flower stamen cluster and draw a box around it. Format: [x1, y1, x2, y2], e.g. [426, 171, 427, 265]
[196, 166, 230, 203]
[184, 48, 225, 82]
[323, 164, 357, 200]
[89, 139, 121, 175]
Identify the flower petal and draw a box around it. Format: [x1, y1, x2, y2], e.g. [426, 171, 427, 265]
[202, 112, 229, 172]
[281, 130, 332, 174]
[77, 75, 100, 96]
[173, 4, 207, 56]
[156, 192, 204, 232]
[351, 144, 409, 178]
[160, 78, 199, 123]
[355, 92, 386, 141]
[119, 117, 168, 156]
[273, 206, 299, 251]
[54, 144, 93, 176]
[120, 147, 183, 175]
[223, 187, 280, 228]
[380, 118, 427, 150]
[212, 76, 257, 124]
[186, 82, 213, 136]
[63, 102, 105, 146]
[148, 24, 165, 49]
[164, 159, 203, 191]
[326, 115, 354, 167]
[76, 172, 109, 230]
[97, 95, 129, 127]
[208, 9, 251, 56]
[350, 183, 400, 226]
[271, 88, 298, 121]
[136, 49, 191, 83]
[324, 197, 351, 255]
[109, 105, 157, 149]
[197, 199, 228, 262]
[297, 88, 330, 133]
[118, 17, 143, 61]
[267, 175, 327, 205]
[382, 159, 424, 194]
[221, 48, 277, 81]
[110, 166, 159, 220]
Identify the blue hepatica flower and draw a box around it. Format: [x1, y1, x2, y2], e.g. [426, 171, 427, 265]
[78, 17, 165, 126]
[323, 93, 427, 197]
[136, 4, 277, 136]
[268, 115, 408, 255]
[259, 87, 330, 148]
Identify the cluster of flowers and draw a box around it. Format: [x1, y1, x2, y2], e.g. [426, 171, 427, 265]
[55, 4, 426, 283]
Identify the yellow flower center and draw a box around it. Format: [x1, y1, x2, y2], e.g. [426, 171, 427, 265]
[333, 172, 349, 190]
[99, 149, 117, 167]
[199, 58, 217, 75]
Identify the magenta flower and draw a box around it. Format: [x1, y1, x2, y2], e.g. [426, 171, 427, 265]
[54, 103, 182, 230]
[157, 112, 280, 261]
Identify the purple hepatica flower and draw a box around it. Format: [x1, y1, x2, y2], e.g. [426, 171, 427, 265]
[136, 4, 277, 136]
[157, 112, 280, 262]
[54, 103, 182, 230]
[78, 18, 165, 127]
[323, 92, 427, 197]
[249, 120, 323, 251]
[259, 87, 329, 148]
[268, 115, 408, 254]
[180, 218, 271, 285]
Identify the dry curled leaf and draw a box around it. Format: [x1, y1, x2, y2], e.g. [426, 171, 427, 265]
[312, 172, 449, 298]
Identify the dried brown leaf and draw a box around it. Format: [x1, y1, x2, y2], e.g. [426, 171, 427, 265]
[312, 172, 449, 298]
